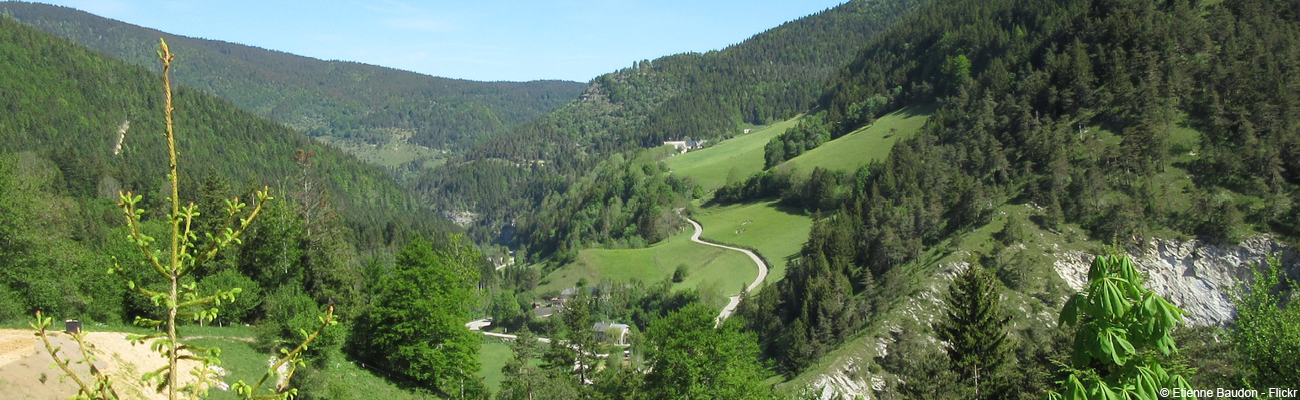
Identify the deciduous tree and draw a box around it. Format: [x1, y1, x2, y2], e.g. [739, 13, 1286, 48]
[1046, 254, 1194, 400]
[353, 234, 485, 398]
[643, 303, 773, 400]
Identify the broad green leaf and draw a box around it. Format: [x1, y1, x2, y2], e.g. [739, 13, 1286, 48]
[1113, 332, 1135, 364]
[1065, 374, 1088, 400]
[1088, 256, 1108, 282]
[1060, 293, 1082, 326]
[1090, 377, 1121, 400]
[1133, 366, 1158, 400]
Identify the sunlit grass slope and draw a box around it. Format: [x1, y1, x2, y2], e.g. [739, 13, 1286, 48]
[785, 107, 930, 174]
[537, 230, 756, 306]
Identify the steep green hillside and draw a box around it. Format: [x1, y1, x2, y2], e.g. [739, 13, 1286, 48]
[561, 103, 927, 305]
[423, 0, 930, 257]
[0, 2, 585, 157]
[736, 0, 1300, 396]
[0, 13, 466, 336]
[0, 15, 448, 239]
[783, 106, 929, 174]
[665, 117, 802, 192]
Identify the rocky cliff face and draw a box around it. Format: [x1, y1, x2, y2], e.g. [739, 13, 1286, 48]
[807, 236, 1296, 400]
[1054, 235, 1296, 326]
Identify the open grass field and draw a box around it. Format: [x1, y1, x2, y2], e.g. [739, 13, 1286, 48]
[784, 106, 930, 174]
[183, 327, 431, 400]
[692, 200, 813, 286]
[477, 338, 514, 394]
[537, 229, 757, 306]
[664, 116, 803, 192]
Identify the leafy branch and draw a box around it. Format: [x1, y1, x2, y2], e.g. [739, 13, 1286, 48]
[31, 38, 335, 400]
[1046, 254, 1195, 400]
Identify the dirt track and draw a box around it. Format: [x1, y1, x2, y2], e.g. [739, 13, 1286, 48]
[0, 328, 204, 400]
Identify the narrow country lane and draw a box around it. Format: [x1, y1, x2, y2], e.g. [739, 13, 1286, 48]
[466, 216, 768, 341]
[683, 217, 769, 324]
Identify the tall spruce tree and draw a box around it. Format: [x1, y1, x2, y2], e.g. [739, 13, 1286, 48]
[940, 263, 1010, 400]
[541, 286, 601, 396]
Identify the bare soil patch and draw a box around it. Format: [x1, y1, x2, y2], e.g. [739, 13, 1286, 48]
[0, 328, 204, 400]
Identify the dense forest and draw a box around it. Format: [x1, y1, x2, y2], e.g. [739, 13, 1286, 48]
[0, 2, 586, 152]
[5, 0, 1300, 398]
[418, 0, 928, 258]
[0, 15, 506, 398]
[733, 0, 1300, 396]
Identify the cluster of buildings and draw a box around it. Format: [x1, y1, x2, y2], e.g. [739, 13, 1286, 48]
[530, 287, 630, 346]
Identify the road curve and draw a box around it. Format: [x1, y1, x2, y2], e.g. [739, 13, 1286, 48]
[684, 217, 769, 324]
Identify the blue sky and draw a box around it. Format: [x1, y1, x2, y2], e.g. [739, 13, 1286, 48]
[33, 0, 848, 82]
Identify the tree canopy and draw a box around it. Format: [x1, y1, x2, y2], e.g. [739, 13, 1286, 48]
[352, 235, 486, 398]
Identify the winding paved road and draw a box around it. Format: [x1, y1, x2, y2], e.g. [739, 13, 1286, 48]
[467, 216, 768, 339]
[684, 217, 769, 324]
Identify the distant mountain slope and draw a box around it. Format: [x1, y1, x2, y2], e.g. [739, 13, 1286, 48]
[461, 0, 928, 164]
[0, 2, 586, 154]
[0, 14, 452, 241]
[419, 0, 929, 249]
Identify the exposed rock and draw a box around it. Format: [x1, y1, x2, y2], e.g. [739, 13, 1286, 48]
[802, 235, 1297, 400]
[442, 210, 478, 227]
[1053, 235, 1296, 326]
[815, 359, 872, 400]
[809, 261, 968, 400]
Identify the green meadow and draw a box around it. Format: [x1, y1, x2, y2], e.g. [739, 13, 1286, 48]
[784, 107, 930, 174]
[538, 229, 756, 306]
[665, 116, 803, 192]
[692, 200, 813, 286]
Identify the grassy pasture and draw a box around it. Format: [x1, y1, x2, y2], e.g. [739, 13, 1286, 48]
[784, 107, 930, 174]
[692, 200, 813, 286]
[537, 230, 756, 307]
[665, 116, 803, 192]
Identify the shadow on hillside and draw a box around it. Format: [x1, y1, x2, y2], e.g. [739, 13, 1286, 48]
[894, 102, 938, 118]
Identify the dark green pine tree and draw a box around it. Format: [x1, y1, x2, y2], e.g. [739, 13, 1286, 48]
[496, 326, 579, 400]
[939, 263, 1010, 400]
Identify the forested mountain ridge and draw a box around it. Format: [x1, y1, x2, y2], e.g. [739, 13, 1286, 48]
[0, 14, 463, 327]
[728, 0, 1300, 396]
[418, 0, 929, 255]
[0, 14, 450, 237]
[0, 2, 586, 155]
[461, 0, 928, 163]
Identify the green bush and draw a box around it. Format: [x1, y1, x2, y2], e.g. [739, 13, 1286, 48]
[199, 269, 263, 326]
[672, 264, 689, 283]
[0, 284, 23, 322]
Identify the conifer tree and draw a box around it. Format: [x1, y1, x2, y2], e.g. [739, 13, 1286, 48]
[541, 286, 601, 396]
[940, 263, 1010, 400]
[30, 38, 335, 400]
